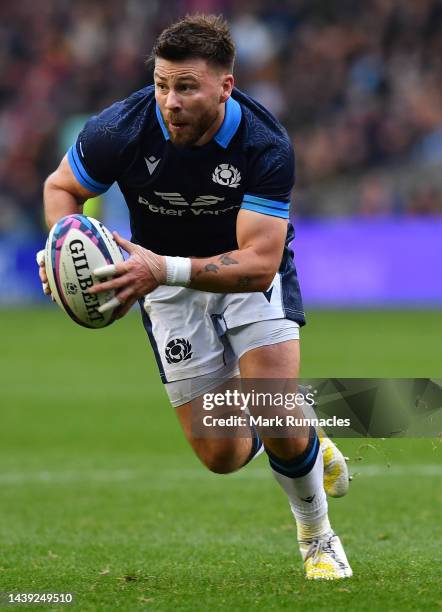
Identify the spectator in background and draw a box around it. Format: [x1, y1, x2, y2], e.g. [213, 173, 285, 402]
[358, 177, 401, 217]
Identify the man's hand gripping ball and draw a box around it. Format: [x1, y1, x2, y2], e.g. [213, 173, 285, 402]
[90, 232, 166, 319]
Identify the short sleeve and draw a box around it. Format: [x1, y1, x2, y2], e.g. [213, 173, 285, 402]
[241, 140, 295, 220]
[67, 103, 125, 194]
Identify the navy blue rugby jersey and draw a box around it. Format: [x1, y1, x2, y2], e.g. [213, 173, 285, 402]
[67, 85, 305, 324]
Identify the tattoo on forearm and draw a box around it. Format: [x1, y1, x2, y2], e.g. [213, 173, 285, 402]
[237, 276, 252, 289]
[219, 253, 239, 266]
[204, 263, 219, 273]
[193, 262, 219, 279]
[193, 252, 238, 281]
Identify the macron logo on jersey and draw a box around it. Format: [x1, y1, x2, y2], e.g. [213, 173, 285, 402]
[145, 156, 161, 175]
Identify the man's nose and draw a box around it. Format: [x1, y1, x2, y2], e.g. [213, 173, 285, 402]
[165, 90, 182, 111]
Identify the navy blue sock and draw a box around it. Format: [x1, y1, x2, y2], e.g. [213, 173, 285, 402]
[266, 427, 320, 478]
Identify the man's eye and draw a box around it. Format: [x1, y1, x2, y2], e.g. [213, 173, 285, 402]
[156, 83, 167, 91]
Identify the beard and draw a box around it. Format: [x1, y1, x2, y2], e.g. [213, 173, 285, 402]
[167, 107, 219, 147]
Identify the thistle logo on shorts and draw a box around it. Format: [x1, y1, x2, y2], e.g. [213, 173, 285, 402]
[212, 164, 241, 188]
[165, 338, 193, 364]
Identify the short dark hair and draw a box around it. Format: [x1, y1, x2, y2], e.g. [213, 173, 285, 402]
[151, 14, 235, 71]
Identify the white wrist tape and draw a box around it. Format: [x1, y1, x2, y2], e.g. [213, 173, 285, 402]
[164, 256, 192, 287]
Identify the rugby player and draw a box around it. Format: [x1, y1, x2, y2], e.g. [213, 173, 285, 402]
[38, 15, 352, 579]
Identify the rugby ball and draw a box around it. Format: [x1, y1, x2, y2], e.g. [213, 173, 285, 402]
[45, 214, 124, 328]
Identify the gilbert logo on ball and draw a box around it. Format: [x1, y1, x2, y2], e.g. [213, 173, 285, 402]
[212, 164, 241, 188]
[45, 214, 124, 329]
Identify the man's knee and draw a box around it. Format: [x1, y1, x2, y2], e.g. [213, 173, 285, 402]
[205, 454, 238, 474]
[196, 440, 250, 474]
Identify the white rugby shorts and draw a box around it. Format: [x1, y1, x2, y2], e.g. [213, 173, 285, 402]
[140, 272, 300, 407]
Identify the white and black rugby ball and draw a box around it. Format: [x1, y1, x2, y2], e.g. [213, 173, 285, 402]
[45, 214, 124, 328]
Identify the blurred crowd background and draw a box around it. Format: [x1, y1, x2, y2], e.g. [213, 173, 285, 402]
[1, 0, 441, 239]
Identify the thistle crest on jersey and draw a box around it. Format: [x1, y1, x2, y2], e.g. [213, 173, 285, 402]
[212, 164, 241, 188]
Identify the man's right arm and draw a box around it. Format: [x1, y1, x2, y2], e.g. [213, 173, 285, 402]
[39, 155, 100, 294]
[43, 154, 98, 229]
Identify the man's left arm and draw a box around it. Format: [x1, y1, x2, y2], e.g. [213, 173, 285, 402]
[189, 209, 287, 293]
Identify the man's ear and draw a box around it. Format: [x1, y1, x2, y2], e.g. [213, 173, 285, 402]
[219, 74, 234, 103]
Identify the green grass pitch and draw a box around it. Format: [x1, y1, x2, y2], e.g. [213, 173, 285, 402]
[0, 308, 441, 611]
